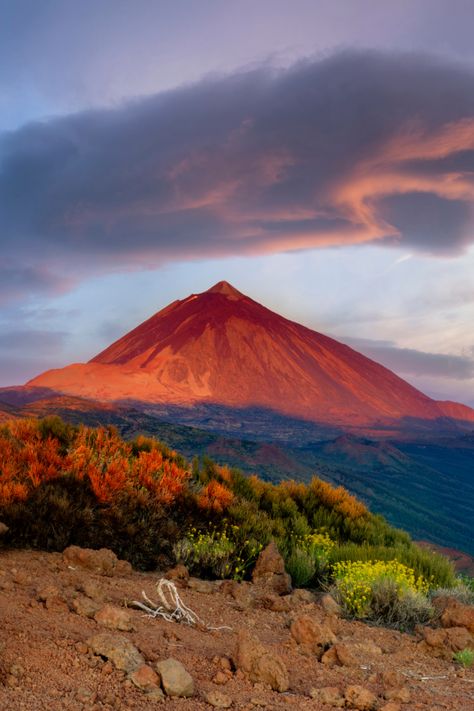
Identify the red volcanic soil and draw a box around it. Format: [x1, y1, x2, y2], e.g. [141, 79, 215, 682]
[28, 281, 474, 427]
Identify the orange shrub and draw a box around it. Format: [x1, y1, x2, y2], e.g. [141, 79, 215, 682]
[197, 480, 234, 514]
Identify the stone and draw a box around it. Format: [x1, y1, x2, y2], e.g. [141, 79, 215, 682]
[344, 685, 378, 711]
[156, 658, 194, 697]
[94, 604, 133, 632]
[165, 564, 189, 583]
[207, 690, 233, 708]
[63, 545, 130, 577]
[322, 641, 382, 668]
[233, 629, 289, 692]
[213, 671, 230, 685]
[384, 687, 411, 703]
[381, 670, 403, 688]
[258, 593, 290, 612]
[380, 704, 402, 711]
[421, 626, 474, 658]
[87, 632, 144, 673]
[218, 656, 232, 671]
[115, 559, 133, 576]
[75, 641, 89, 655]
[290, 588, 316, 605]
[187, 577, 215, 594]
[252, 542, 292, 595]
[37, 585, 61, 603]
[129, 664, 161, 692]
[290, 615, 336, 658]
[310, 686, 344, 707]
[71, 595, 101, 619]
[75, 687, 97, 704]
[440, 601, 474, 634]
[146, 687, 166, 702]
[220, 579, 254, 609]
[9, 664, 24, 679]
[0, 522, 9, 535]
[320, 646, 339, 666]
[320, 593, 341, 616]
[80, 580, 105, 602]
[36, 584, 68, 611]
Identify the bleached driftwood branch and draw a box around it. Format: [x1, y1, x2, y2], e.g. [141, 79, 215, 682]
[131, 578, 231, 631]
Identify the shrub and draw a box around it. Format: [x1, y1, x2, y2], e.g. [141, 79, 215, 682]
[283, 531, 335, 587]
[431, 582, 474, 606]
[285, 548, 318, 587]
[0, 415, 459, 593]
[453, 649, 474, 668]
[197, 479, 234, 514]
[369, 580, 434, 629]
[173, 525, 263, 580]
[174, 527, 235, 579]
[329, 543, 455, 589]
[331, 559, 431, 628]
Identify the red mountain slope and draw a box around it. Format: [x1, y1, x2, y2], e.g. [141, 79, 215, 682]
[28, 281, 474, 426]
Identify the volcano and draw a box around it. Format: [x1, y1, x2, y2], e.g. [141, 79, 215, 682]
[28, 281, 474, 426]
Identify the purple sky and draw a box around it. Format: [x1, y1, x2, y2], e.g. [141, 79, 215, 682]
[1, 0, 474, 406]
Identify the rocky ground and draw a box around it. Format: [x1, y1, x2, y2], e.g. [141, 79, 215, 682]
[0, 545, 473, 711]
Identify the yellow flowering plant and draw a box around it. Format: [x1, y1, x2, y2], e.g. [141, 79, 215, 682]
[332, 559, 430, 620]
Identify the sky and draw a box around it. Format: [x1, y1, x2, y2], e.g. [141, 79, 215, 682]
[1, 0, 474, 406]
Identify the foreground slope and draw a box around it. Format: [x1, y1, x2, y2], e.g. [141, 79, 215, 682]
[0, 548, 472, 711]
[28, 281, 474, 427]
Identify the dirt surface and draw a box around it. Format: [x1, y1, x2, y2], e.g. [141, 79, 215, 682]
[0, 548, 473, 711]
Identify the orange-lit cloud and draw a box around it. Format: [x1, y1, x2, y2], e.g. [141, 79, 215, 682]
[2, 50, 474, 302]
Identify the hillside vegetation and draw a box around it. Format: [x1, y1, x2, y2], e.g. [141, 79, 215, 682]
[0, 416, 457, 601]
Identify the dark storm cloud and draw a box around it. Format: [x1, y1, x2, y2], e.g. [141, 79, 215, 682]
[343, 337, 474, 379]
[2, 49, 474, 302]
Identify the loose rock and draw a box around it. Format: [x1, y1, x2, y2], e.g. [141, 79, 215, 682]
[420, 626, 474, 658]
[345, 685, 378, 711]
[71, 595, 101, 619]
[252, 542, 292, 595]
[290, 614, 336, 658]
[207, 690, 233, 708]
[87, 632, 144, 673]
[310, 686, 345, 707]
[156, 657, 194, 697]
[129, 663, 161, 692]
[320, 593, 341, 616]
[384, 687, 411, 703]
[63, 545, 132, 577]
[321, 640, 382, 667]
[233, 629, 289, 692]
[94, 604, 133, 632]
[187, 577, 215, 594]
[440, 600, 474, 634]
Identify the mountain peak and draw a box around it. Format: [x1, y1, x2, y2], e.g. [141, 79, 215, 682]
[27, 282, 474, 427]
[205, 281, 243, 299]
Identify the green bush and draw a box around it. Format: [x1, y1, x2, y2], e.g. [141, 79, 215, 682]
[453, 649, 474, 668]
[282, 531, 335, 587]
[285, 548, 319, 587]
[173, 525, 263, 580]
